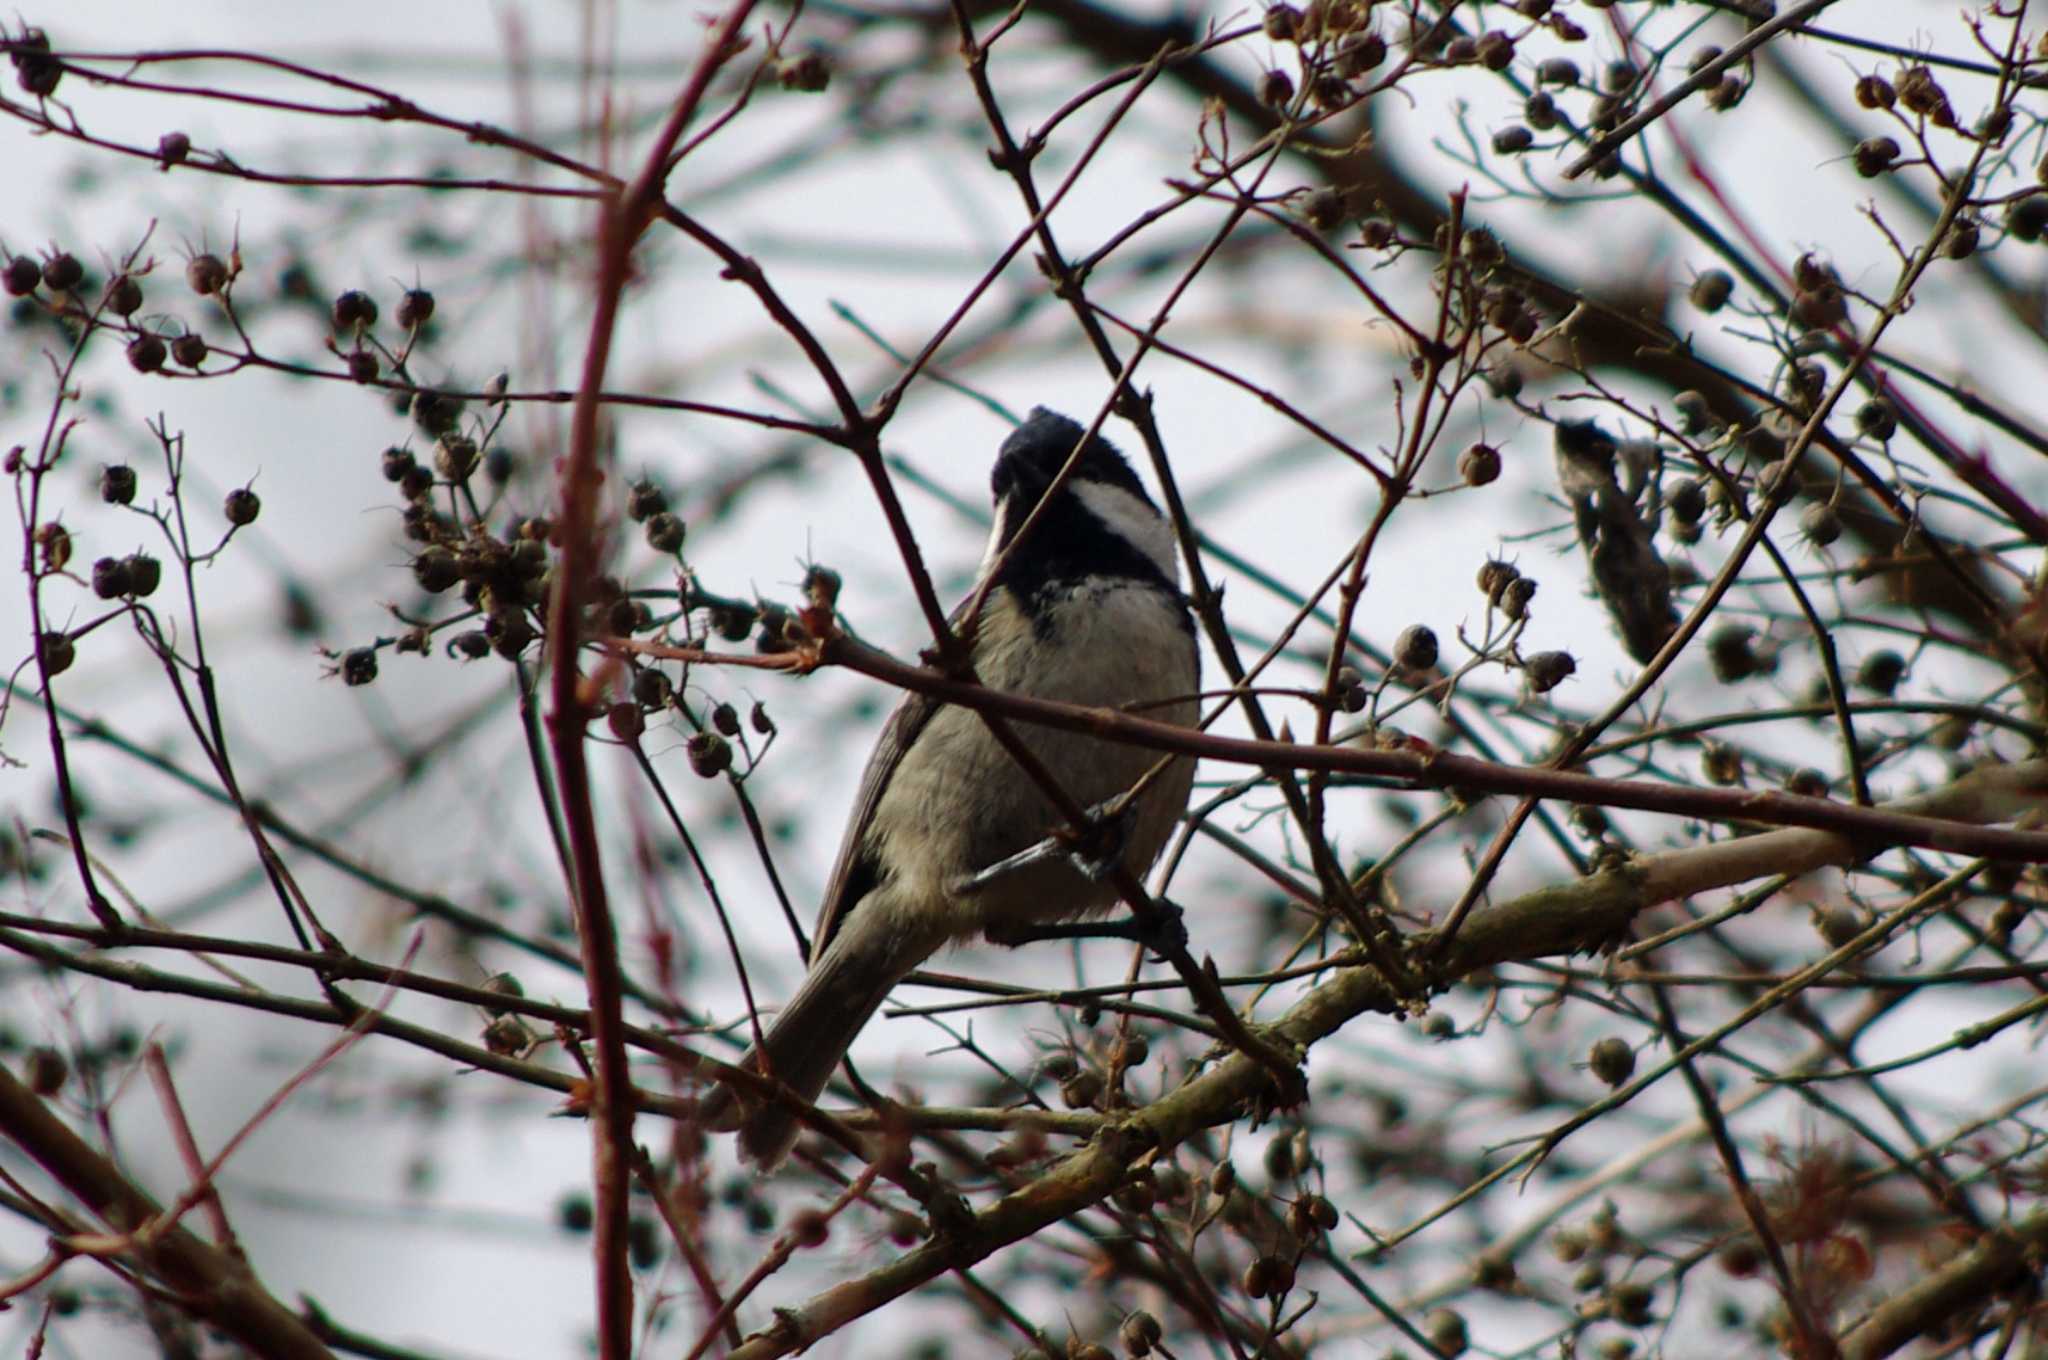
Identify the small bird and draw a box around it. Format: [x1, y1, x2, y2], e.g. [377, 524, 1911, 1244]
[702, 408, 1200, 1168]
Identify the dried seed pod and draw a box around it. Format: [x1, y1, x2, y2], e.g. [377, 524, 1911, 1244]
[1525, 650, 1575, 693]
[1799, 502, 1841, 546]
[776, 52, 830, 92]
[1854, 74, 1895, 109]
[91, 556, 133, 599]
[1856, 649, 1905, 695]
[1118, 1310, 1162, 1357]
[1262, 5, 1302, 41]
[1701, 741, 1743, 786]
[171, 333, 207, 368]
[3, 255, 38, 295]
[1854, 397, 1898, 441]
[332, 289, 378, 330]
[1587, 1037, 1634, 1086]
[223, 486, 261, 526]
[644, 512, 685, 555]
[1536, 57, 1581, 86]
[341, 647, 378, 686]
[1666, 478, 1706, 525]
[1852, 136, 1900, 177]
[2006, 195, 2048, 242]
[1257, 68, 1295, 108]
[1785, 768, 1829, 797]
[1688, 269, 1733, 312]
[1476, 30, 1515, 70]
[100, 464, 138, 504]
[1524, 90, 1558, 130]
[125, 553, 162, 597]
[185, 253, 228, 295]
[157, 130, 191, 165]
[1337, 32, 1387, 76]
[1300, 188, 1345, 231]
[1491, 125, 1534, 155]
[1426, 1308, 1469, 1357]
[126, 333, 167, 373]
[347, 349, 380, 383]
[1394, 623, 1439, 669]
[396, 287, 435, 329]
[1501, 576, 1536, 620]
[412, 549, 460, 593]
[40, 252, 82, 292]
[1459, 442, 1501, 485]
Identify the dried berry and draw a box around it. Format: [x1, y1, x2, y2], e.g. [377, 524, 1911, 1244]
[1118, 1310, 1162, 1358]
[90, 556, 132, 599]
[12, 28, 60, 97]
[1524, 90, 1559, 130]
[1300, 187, 1345, 231]
[434, 435, 480, 482]
[776, 52, 830, 92]
[686, 731, 732, 777]
[171, 333, 207, 368]
[185, 253, 228, 296]
[396, 287, 435, 329]
[1501, 576, 1537, 619]
[1689, 269, 1733, 313]
[1854, 74, 1895, 109]
[105, 275, 144, 317]
[1477, 30, 1515, 70]
[125, 553, 161, 597]
[2006, 195, 2048, 243]
[40, 252, 82, 292]
[644, 512, 685, 555]
[1426, 1308, 1469, 1357]
[332, 289, 378, 330]
[1854, 397, 1898, 441]
[1852, 136, 1900, 177]
[1701, 741, 1743, 785]
[626, 479, 667, 521]
[3, 255, 38, 296]
[157, 131, 191, 166]
[99, 464, 137, 505]
[24, 1046, 66, 1095]
[1338, 32, 1388, 76]
[1395, 624, 1439, 670]
[347, 349, 380, 384]
[1525, 650, 1575, 693]
[341, 647, 378, 686]
[1263, 5, 1301, 41]
[126, 333, 167, 373]
[1799, 502, 1841, 546]
[412, 549, 460, 593]
[1587, 1037, 1635, 1086]
[223, 486, 261, 526]
[1856, 649, 1905, 695]
[1258, 68, 1295, 108]
[1537, 57, 1581, 86]
[380, 447, 417, 483]
[607, 701, 645, 742]
[1945, 220, 1981, 259]
[1491, 125, 1534, 155]
[1786, 768, 1829, 797]
[39, 630, 75, 675]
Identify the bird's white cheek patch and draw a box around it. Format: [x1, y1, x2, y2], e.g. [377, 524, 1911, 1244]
[1072, 481, 1178, 583]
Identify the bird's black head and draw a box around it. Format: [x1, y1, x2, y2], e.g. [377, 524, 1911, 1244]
[982, 407, 1179, 606]
[991, 408, 1154, 514]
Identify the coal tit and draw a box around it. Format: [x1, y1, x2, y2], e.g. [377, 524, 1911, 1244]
[702, 407, 1200, 1168]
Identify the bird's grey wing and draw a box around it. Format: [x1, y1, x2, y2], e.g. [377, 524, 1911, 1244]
[806, 682, 939, 957]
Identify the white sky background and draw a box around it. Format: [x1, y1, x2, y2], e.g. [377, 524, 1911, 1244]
[2, 1, 2046, 1357]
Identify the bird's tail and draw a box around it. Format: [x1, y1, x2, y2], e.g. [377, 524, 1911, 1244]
[701, 937, 905, 1170]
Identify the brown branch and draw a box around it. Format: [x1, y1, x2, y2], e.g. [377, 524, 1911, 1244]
[0, 1065, 334, 1360]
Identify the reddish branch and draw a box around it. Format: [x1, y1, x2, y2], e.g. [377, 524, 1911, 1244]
[545, 5, 761, 1355]
[0, 1066, 334, 1360]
